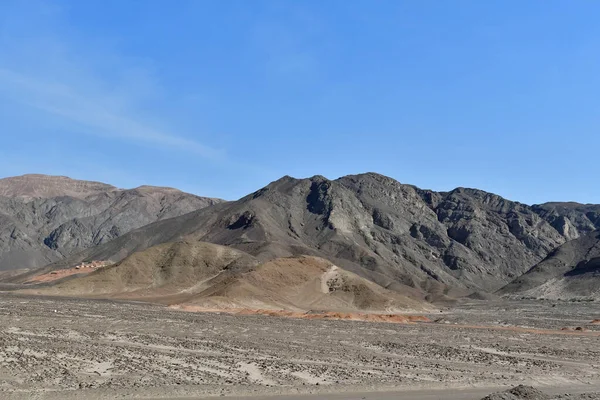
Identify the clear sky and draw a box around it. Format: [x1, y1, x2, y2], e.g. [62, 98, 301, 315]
[1, 1, 598, 204]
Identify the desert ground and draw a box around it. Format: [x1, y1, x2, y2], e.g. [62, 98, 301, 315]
[1, 294, 599, 400]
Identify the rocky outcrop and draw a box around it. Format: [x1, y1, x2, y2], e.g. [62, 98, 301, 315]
[480, 385, 550, 400]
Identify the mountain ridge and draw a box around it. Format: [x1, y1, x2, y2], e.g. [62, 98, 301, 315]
[13, 172, 600, 300]
[0, 174, 117, 199]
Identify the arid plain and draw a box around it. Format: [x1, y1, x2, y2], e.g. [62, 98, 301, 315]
[1, 294, 599, 400]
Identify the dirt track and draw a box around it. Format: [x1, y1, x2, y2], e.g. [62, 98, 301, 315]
[1, 294, 599, 399]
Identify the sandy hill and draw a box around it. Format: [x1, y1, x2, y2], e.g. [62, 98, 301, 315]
[25, 241, 431, 312]
[0, 174, 222, 270]
[21, 173, 600, 299]
[180, 255, 428, 311]
[31, 241, 257, 297]
[498, 230, 600, 300]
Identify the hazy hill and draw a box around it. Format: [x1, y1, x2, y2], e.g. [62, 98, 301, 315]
[23, 173, 600, 297]
[0, 174, 222, 270]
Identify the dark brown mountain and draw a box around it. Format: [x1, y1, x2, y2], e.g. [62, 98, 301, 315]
[0, 174, 222, 270]
[19, 173, 599, 297]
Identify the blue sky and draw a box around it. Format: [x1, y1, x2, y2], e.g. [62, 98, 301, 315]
[1, 1, 599, 204]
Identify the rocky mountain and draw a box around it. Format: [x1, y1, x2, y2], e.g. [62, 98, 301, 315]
[22, 173, 600, 297]
[498, 229, 600, 300]
[0, 174, 222, 270]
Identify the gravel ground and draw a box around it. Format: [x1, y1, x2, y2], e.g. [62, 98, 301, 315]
[0, 294, 599, 399]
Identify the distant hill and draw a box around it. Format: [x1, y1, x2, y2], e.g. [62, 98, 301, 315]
[19, 173, 600, 297]
[0, 174, 222, 270]
[531, 202, 600, 240]
[498, 230, 600, 300]
[0, 174, 116, 199]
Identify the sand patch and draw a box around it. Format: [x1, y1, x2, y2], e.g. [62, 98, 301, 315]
[84, 361, 113, 377]
[170, 305, 431, 324]
[290, 370, 329, 385]
[238, 362, 276, 385]
[25, 261, 109, 283]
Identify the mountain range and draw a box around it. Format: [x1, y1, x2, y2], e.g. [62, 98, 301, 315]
[0, 174, 221, 271]
[2, 173, 599, 306]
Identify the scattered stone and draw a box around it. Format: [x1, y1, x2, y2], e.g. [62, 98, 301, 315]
[481, 385, 550, 400]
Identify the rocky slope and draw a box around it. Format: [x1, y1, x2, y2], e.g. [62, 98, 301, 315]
[498, 230, 600, 300]
[0, 175, 222, 270]
[23, 173, 600, 296]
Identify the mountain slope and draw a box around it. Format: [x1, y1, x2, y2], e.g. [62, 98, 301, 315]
[0, 174, 222, 270]
[25, 241, 431, 312]
[27, 173, 599, 295]
[498, 230, 600, 299]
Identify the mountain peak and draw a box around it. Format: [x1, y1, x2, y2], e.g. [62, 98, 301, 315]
[309, 174, 329, 181]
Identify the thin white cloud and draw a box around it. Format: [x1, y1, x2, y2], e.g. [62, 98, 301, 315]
[0, 68, 220, 159]
[0, 3, 222, 160]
